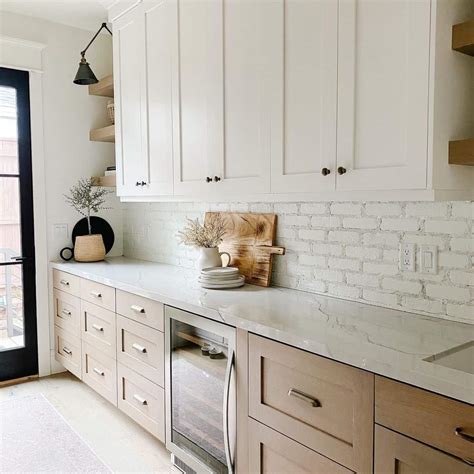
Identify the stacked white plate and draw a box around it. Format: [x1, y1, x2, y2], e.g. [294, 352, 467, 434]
[199, 267, 245, 289]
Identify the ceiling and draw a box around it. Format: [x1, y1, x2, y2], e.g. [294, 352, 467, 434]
[0, 0, 111, 32]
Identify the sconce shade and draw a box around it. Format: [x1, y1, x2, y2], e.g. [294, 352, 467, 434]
[73, 58, 98, 85]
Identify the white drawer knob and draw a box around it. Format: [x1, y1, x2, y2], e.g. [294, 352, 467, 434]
[90, 291, 102, 298]
[132, 343, 147, 354]
[62, 347, 72, 355]
[61, 309, 72, 317]
[93, 367, 105, 376]
[60, 279, 69, 286]
[131, 305, 145, 314]
[92, 324, 104, 332]
[133, 394, 147, 405]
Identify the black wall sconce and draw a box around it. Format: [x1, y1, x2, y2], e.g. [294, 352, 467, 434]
[74, 22, 113, 85]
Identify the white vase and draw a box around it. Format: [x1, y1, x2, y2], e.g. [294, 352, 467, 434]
[197, 247, 231, 270]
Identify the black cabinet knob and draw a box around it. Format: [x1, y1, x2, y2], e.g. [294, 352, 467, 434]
[337, 166, 347, 175]
[206, 176, 212, 183]
[141, 181, 146, 186]
[135, 181, 140, 186]
[213, 176, 221, 182]
[321, 168, 331, 176]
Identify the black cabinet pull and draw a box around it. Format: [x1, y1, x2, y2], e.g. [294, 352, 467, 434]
[213, 176, 221, 182]
[321, 168, 330, 176]
[141, 181, 146, 186]
[337, 166, 347, 175]
[206, 177, 212, 183]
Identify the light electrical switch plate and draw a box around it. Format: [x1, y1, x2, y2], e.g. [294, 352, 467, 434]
[53, 223, 68, 241]
[399, 242, 416, 272]
[420, 244, 438, 274]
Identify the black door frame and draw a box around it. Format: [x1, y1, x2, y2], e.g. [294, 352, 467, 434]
[0, 67, 38, 381]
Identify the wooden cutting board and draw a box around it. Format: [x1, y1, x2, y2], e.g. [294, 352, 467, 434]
[204, 212, 285, 287]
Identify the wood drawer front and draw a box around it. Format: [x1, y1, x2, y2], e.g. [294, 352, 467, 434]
[116, 290, 164, 331]
[375, 425, 473, 474]
[248, 334, 374, 472]
[81, 301, 116, 359]
[80, 278, 115, 312]
[82, 341, 117, 405]
[117, 364, 165, 442]
[375, 376, 474, 463]
[116, 315, 164, 387]
[53, 270, 80, 296]
[53, 289, 80, 336]
[54, 325, 81, 379]
[248, 418, 353, 474]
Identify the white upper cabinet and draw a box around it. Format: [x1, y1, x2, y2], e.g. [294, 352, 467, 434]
[271, 0, 338, 194]
[216, 0, 276, 194]
[173, 0, 222, 195]
[336, 0, 431, 191]
[114, 1, 175, 197]
[113, 6, 146, 196]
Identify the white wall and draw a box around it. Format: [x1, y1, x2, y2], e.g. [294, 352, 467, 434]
[0, 11, 123, 375]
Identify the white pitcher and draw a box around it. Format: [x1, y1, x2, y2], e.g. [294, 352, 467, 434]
[198, 247, 231, 270]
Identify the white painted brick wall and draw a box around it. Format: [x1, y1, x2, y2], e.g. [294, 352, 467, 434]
[122, 201, 474, 324]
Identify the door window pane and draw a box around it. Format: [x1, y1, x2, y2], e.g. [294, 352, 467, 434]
[0, 263, 24, 350]
[0, 177, 21, 259]
[0, 86, 19, 174]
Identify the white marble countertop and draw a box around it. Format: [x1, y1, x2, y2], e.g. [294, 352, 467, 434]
[51, 257, 474, 404]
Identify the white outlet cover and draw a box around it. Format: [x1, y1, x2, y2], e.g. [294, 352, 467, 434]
[400, 242, 416, 272]
[420, 244, 438, 274]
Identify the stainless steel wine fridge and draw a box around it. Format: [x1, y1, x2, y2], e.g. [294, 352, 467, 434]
[165, 306, 236, 474]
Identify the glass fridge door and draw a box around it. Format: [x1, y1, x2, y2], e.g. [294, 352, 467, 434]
[166, 307, 235, 474]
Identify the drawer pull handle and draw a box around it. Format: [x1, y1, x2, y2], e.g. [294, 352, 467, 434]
[90, 291, 102, 298]
[455, 427, 474, 443]
[288, 388, 321, 408]
[131, 305, 145, 314]
[61, 309, 72, 316]
[92, 324, 104, 332]
[93, 367, 105, 376]
[132, 343, 147, 354]
[60, 279, 69, 286]
[62, 347, 72, 355]
[133, 394, 148, 405]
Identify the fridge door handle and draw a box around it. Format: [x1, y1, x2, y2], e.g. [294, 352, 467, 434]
[223, 348, 235, 474]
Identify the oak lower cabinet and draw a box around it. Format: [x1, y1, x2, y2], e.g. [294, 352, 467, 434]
[375, 426, 473, 474]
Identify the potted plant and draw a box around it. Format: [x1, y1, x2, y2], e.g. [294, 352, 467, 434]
[64, 178, 110, 262]
[178, 214, 231, 270]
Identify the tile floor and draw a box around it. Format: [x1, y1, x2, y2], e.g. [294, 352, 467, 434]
[0, 372, 175, 473]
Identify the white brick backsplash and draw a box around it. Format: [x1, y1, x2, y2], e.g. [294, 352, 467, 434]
[381, 218, 420, 232]
[300, 203, 327, 215]
[330, 203, 362, 216]
[425, 220, 468, 235]
[425, 284, 471, 303]
[451, 202, 473, 219]
[346, 246, 381, 260]
[123, 201, 473, 324]
[343, 217, 378, 230]
[449, 271, 474, 286]
[298, 229, 326, 241]
[382, 278, 422, 295]
[311, 216, 341, 228]
[405, 202, 448, 217]
[328, 230, 360, 244]
[365, 203, 402, 217]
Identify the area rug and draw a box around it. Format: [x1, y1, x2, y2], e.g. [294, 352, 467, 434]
[0, 394, 110, 473]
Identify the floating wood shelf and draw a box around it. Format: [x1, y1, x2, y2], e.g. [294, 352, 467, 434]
[90, 125, 115, 143]
[452, 19, 474, 56]
[88, 75, 114, 97]
[92, 174, 116, 187]
[449, 138, 474, 166]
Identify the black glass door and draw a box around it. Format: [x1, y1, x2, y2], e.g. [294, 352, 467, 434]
[0, 67, 38, 381]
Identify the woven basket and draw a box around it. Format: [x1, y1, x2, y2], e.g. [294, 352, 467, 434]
[107, 101, 115, 124]
[74, 234, 106, 262]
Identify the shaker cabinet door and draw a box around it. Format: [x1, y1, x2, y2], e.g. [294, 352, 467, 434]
[172, 0, 222, 196]
[271, 0, 337, 194]
[336, 0, 431, 191]
[113, 6, 147, 196]
[141, 0, 176, 196]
